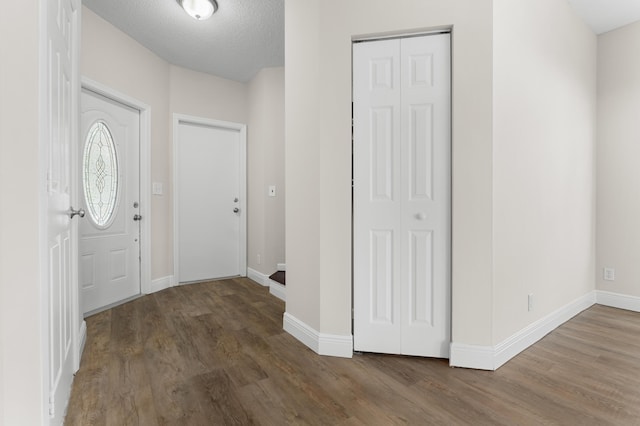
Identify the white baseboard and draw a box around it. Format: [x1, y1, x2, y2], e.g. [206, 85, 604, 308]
[269, 279, 286, 301]
[277, 263, 286, 271]
[247, 268, 270, 287]
[597, 290, 640, 312]
[450, 291, 596, 371]
[283, 312, 353, 358]
[77, 320, 87, 370]
[149, 275, 173, 294]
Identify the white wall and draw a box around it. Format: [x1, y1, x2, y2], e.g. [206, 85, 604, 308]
[597, 20, 640, 298]
[285, 0, 494, 342]
[248, 68, 286, 275]
[0, 1, 45, 424]
[492, 0, 597, 343]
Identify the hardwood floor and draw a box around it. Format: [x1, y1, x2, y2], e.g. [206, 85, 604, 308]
[65, 278, 640, 425]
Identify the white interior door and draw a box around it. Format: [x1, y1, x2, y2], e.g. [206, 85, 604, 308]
[46, 0, 79, 422]
[176, 118, 246, 283]
[353, 33, 451, 357]
[79, 89, 141, 314]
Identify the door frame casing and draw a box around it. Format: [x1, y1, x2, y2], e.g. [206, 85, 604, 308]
[80, 77, 152, 296]
[172, 113, 248, 284]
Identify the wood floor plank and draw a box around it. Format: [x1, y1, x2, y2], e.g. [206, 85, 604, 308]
[190, 369, 256, 425]
[65, 280, 640, 425]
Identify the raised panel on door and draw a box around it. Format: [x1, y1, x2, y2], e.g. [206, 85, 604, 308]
[408, 230, 434, 326]
[370, 230, 394, 324]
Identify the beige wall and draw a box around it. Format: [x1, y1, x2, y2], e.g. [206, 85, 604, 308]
[285, 0, 495, 342]
[492, 0, 597, 343]
[248, 67, 286, 275]
[169, 65, 248, 124]
[285, 0, 322, 329]
[0, 1, 44, 423]
[597, 21, 640, 297]
[82, 7, 173, 280]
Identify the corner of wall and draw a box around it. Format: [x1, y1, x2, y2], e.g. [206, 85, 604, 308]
[451, 291, 596, 370]
[283, 312, 353, 358]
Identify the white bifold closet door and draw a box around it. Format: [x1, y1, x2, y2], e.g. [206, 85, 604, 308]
[353, 33, 451, 357]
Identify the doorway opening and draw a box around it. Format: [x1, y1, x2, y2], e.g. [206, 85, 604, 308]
[173, 114, 247, 284]
[79, 79, 151, 315]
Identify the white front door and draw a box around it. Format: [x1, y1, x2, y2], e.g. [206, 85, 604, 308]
[353, 33, 451, 357]
[175, 117, 247, 283]
[46, 0, 79, 422]
[79, 89, 141, 314]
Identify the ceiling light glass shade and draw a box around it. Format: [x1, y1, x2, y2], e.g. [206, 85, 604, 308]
[179, 0, 218, 20]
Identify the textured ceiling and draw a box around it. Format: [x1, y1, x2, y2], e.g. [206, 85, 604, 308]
[83, 0, 640, 83]
[82, 0, 284, 83]
[568, 0, 640, 34]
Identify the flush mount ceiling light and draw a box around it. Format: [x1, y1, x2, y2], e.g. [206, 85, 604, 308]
[178, 0, 218, 20]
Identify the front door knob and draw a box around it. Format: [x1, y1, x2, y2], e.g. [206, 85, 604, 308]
[233, 207, 239, 213]
[69, 207, 85, 219]
[133, 214, 142, 221]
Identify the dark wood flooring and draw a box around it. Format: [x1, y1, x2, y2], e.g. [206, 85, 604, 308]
[65, 278, 640, 425]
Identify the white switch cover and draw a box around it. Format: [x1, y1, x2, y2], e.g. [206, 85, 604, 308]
[268, 185, 276, 197]
[152, 182, 163, 195]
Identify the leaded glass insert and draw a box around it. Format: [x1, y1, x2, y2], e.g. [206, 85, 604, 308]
[83, 121, 119, 227]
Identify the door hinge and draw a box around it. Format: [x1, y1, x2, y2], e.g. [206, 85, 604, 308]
[49, 395, 55, 417]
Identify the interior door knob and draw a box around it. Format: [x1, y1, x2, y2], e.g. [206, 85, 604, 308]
[233, 207, 240, 213]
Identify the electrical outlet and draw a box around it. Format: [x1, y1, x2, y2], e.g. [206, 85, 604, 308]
[603, 267, 615, 281]
[257, 254, 261, 265]
[528, 294, 534, 312]
[268, 185, 276, 197]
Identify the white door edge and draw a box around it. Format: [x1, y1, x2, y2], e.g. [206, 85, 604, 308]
[172, 113, 248, 285]
[39, 0, 81, 421]
[80, 77, 151, 296]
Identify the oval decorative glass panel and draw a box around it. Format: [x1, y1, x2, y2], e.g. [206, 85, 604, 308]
[83, 121, 119, 227]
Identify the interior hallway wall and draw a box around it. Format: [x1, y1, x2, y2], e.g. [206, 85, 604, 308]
[285, 0, 494, 344]
[0, 1, 45, 423]
[596, 20, 640, 299]
[83, 7, 285, 288]
[492, 0, 597, 344]
[82, 7, 172, 281]
[248, 67, 286, 276]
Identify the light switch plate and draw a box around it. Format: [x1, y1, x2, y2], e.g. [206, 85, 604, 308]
[152, 182, 163, 195]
